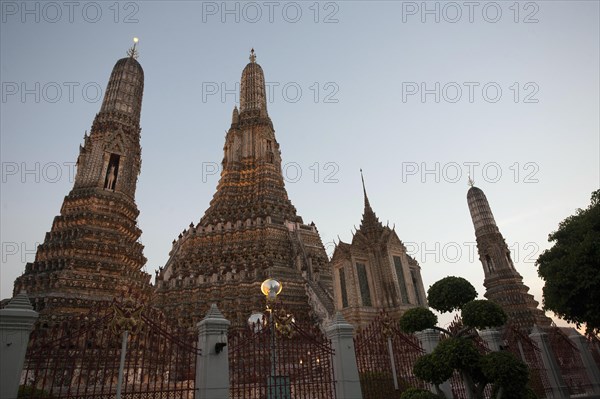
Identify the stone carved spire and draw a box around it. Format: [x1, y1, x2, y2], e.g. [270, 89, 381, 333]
[231, 105, 239, 125]
[239, 48, 268, 116]
[155, 51, 333, 329]
[200, 50, 299, 226]
[467, 185, 551, 331]
[73, 43, 144, 200]
[13, 46, 151, 318]
[358, 169, 383, 236]
[100, 41, 144, 124]
[467, 185, 498, 233]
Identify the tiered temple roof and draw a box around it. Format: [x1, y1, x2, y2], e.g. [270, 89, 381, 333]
[330, 172, 427, 329]
[154, 50, 334, 330]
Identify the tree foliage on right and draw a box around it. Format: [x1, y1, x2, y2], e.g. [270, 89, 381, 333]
[399, 276, 535, 399]
[536, 189, 600, 336]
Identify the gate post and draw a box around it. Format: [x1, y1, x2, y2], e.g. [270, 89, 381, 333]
[0, 292, 39, 399]
[567, 329, 600, 395]
[196, 304, 231, 399]
[529, 326, 570, 399]
[479, 328, 502, 352]
[416, 329, 453, 398]
[326, 312, 362, 399]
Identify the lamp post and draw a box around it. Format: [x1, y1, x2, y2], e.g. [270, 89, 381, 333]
[110, 299, 142, 399]
[261, 278, 282, 398]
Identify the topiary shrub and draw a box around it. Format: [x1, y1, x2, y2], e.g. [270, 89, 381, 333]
[462, 300, 507, 329]
[399, 275, 526, 398]
[399, 307, 438, 334]
[427, 276, 477, 313]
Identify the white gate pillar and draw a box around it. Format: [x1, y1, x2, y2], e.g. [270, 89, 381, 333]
[325, 312, 363, 399]
[479, 328, 502, 352]
[0, 292, 39, 399]
[196, 304, 231, 399]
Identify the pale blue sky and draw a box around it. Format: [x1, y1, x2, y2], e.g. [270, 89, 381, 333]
[1, 1, 598, 327]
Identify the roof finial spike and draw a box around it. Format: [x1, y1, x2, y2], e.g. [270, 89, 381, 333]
[468, 174, 475, 188]
[360, 168, 365, 192]
[127, 37, 139, 59]
[360, 168, 371, 208]
[358, 168, 384, 232]
[360, 168, 365, 191]
[249, 48, 256, 63]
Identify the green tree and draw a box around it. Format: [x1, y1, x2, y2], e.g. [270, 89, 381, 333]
[427, 276, 478, 313]
[480, 351, 535, 399]
[399, 276, 531, 399]
[536, 189, 600, 335]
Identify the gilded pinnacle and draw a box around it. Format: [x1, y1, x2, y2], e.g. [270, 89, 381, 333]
[127, 37, 139, 59]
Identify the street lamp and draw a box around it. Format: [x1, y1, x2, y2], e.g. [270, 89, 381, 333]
[261, 278, 282, 303]
[261, 278, 282, 398]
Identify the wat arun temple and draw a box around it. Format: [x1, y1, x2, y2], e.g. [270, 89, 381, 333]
[8, 44, 551, 333]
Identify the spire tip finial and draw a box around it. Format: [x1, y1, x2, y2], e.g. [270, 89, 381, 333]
[127, 37, 139, 59]
[360, 168, 367, 197]
[360, 168, 372, 210]
[468, 175, 475, 188]
[249, 48, 256, 63]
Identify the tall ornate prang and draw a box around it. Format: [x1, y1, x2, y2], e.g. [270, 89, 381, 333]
[154, 50, 334, 329]
[467, 184, 551, 331]
[330, 171, 428, 329]
[13, 42, 152, 317]
[200, 49, 298, 226]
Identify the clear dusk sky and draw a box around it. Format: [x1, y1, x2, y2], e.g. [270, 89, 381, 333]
[1, 1, 598, 328]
